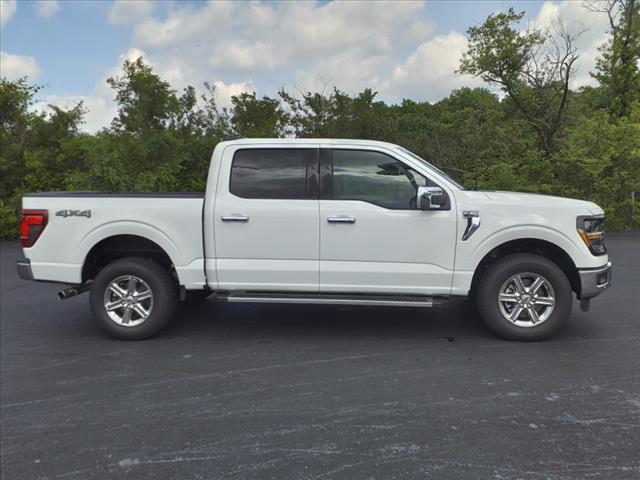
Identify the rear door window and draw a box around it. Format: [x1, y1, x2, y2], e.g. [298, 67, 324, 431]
[230, 149, 317, 199]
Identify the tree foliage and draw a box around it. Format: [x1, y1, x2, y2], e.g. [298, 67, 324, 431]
[1, 5, 639, 237]
[459, 8, 582, 156]
[231, 92, 289, 138]
[591, 0, 640, 117]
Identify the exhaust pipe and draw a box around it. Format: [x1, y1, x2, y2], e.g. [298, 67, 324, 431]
[58, 283, 90, 300]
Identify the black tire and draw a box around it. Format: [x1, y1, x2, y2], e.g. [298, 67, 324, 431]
[89, 257, 177, 340]
[476, 253, 572, 341]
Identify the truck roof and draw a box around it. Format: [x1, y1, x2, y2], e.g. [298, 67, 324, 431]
[217, 138, 402, 150]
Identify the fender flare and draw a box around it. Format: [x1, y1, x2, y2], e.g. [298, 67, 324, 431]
[77, 221, 184, 271]
[468, 225, 584, 271]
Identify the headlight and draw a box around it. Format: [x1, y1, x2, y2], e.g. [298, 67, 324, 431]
[577, 215, 606, 255]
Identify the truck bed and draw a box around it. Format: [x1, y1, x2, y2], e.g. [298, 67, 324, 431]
[21, 192, 206, 289]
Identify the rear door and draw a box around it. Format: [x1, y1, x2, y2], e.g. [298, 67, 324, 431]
[319, 146, 456, 295]
[214, 144, 320, 291]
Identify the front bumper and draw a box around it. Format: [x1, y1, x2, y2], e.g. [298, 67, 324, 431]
[16, 258, 34, 281]
[578, 262, 612, 299]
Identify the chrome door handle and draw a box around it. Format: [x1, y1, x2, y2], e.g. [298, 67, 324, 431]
[327, 216, 356, 224]
[221, 214, 249, 222]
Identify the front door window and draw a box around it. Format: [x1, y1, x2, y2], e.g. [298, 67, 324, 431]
[331, 149, 430, 209]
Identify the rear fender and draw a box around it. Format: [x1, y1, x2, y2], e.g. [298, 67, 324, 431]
[78, 221, 183, 270]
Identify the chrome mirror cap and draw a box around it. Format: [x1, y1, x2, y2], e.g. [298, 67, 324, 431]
[417, 186, 445, 210]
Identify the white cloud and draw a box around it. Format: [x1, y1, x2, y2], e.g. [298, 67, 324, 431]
[119, 47, 147, 66]
[109, 0, 154, 25]
[31, 47, 250, 134]
[530, 1, 610, 88]
[35, 46, 254, 133]
[381, 31, 483, 101]
[0, 0, 17, 28]
[32, 48, 149, 133]
[131, 0, 431, 88]
[211, 80, 255, 107]
[209, 41, 282, 72]
[293, 47, 388, 95]
[401, 18, 437, 43]
[33, 93, 117, 133]
[0, 51, 41, 80]
[379, 1, 609, 101]
[36, 0, 59, 19]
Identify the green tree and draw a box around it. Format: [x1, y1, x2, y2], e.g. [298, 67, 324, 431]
[554, 103, 640, 228]
[230, 92, 288, 137]
[280, 87, 390, 139]
[0, 78, 40, 198]
[425, 88, 511, 186]
[0, 78, 87, 237]
[591, 0, 640, 118]
[107, 58, 183, 135]
[197, 82, 232, 139]
[104, 57, 210, 191]
[459, 8, 581, 156]
[21, 103, 88, 193]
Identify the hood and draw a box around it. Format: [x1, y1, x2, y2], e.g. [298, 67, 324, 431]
[481, 191, 603, 215]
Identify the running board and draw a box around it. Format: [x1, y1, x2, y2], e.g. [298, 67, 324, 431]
[215, 292, 447, 308]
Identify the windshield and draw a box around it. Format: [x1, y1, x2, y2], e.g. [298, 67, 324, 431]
[395, 147, 465, 190]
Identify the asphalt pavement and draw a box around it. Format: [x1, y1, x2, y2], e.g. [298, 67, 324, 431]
[1, 233, 639, 480]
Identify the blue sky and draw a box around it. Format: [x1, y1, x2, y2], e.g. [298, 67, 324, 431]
[0, 1, 608, 132]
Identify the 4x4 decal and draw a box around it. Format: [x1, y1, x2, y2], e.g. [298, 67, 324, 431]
[55, 209, 91, 218]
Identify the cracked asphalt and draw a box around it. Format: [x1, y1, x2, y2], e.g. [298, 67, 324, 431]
[1, 233, 639, 480]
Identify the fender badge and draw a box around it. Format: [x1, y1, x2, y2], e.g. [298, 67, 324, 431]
[462, 210, 480, 240]
[56, 209, 91, 218]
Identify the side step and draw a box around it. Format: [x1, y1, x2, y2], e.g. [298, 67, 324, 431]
[214, 291, 447, 308]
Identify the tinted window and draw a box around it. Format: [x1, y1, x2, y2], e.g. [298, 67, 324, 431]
[332, 149, 428, 209]
[230, 149, 315, 199]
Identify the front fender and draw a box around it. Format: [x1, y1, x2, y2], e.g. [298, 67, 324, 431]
[450, 224, 604, 296]
[468, 225, 588, 270]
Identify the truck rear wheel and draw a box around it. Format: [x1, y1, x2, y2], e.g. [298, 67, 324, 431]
[476, 253, 572, 341]
[89, 257, 177, 340]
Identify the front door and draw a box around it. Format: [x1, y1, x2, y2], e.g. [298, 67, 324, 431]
[214, 145, 320, 291]
[319, 147, 456, 295]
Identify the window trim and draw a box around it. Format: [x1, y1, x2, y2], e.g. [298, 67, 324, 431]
[321, 148, 446, 210]
[229, 147, 319, 200]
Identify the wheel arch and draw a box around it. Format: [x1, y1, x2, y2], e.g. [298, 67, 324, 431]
[469, 238, 580, 297]
[82, 234, 176, 284]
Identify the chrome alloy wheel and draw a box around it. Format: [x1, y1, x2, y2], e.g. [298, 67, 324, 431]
[497, 272, 556, 327]
[103, 275, 154, 327]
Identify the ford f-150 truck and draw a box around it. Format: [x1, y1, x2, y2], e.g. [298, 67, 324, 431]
[17, 139, 612, 341]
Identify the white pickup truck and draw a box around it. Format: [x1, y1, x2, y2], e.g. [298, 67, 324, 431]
[17, 138, 611, 341]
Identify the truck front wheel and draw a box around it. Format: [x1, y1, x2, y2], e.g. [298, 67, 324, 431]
[89, 257, 177, 340]
[476, 253, 572, 341]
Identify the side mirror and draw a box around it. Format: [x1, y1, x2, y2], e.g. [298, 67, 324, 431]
[417, 186, 447, 210]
